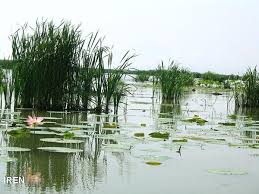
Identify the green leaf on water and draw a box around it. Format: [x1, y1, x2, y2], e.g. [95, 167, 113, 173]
[218, 122, 236, 126]
[207, 169, 248, 175]
[37, 147, 83, 153]
[172, 139, 188, 143]
[0, 156, 17, 163]
[149, 132, 169, 139]
[63, 132, 75, 139]
[182, 115, 208, 125]
[0, 147, 31, 152]
[134, 132, 145, 137]
[145, 161, 162, 166]
[40, 138, 84, 144]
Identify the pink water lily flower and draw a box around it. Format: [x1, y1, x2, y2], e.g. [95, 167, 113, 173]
[26, 115, 44, 127]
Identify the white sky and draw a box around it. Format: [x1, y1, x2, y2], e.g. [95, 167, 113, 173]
[1, 0, 259, 74]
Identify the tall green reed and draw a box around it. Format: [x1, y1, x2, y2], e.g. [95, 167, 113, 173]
[157, 60, 193, 103]
[235, 67, 259, 108]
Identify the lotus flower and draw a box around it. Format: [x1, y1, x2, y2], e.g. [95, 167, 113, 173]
[26, 115, 44, 127]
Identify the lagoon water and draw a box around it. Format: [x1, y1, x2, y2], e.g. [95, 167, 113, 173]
[0, 83, 259, 194]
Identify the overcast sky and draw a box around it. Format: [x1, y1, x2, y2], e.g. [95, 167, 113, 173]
[1, 0, 259, 74]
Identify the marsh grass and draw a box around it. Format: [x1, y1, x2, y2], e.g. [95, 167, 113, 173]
[134, 72, 150, 82]
[157, 60, 193, 103]
[235, 67, 259, 108]
[12, 20, 83, 110]
[11, 20, 135, 113]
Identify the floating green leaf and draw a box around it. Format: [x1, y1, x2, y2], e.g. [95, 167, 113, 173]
[219, 122, 236, 126]
[182, 115, 208, 125]
[40, 138, 84, 144]
[37, 147, 83, 153]
[0, 147, 31, 152]
[149, 132, 169, 139]
[134, 132, 145, 137]
[0, 156, 17, 163]
[207, 169, 248, 175]
[145, 161, 162, 166]
[172, 139, 188, 143]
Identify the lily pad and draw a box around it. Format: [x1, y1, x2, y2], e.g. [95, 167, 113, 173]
[48, 127, 70, 133]
[145, 161, 162, 166]
[172, 139, 188, 143]
[103, 143, 132, 151]
[61, 124, 93, 129]
[40, 138, 84, 144]
[134, 133, 145, 137]
[103, 123, 119, 128]
[218, 122, 236, 126]
[182, 115, 208, 125]
[149, 132, 169, 139]
[207, 169, 248, 175]
[42, 117, 63, 120]
[30, 131, 57, 135]
[136, 155, 171, 162]
[63, 132, 75, 139]
[37, 147, 83, 153]
[212, 92, 223, 96]
[0, 156, 17, 162]
[0, 147, 31, 152]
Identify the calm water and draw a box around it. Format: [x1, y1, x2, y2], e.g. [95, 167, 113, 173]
[0, 84, 259, 194]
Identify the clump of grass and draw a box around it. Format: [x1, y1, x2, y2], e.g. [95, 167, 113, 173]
[235, 67, 259, 108]
[149, 132, 169, 139]
[12, 20, 84, 110]
[134, 72, 150, 82]
[11, 20, 135, 113]
[157, 60, 193, 103]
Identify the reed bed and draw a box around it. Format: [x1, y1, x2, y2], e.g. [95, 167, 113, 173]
[11, 20, 134, 112]
[156, 60, 193, 103]
[235, 67, 259, 108]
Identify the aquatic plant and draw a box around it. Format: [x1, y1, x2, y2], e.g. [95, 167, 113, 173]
[103, 51, 135, 114]
[112, 81, 130, 116]
[149, 132, 169, 139]
[182, 115, 208, 125]
[234, 67, 259, 108]
[63, 132, 75, 139]
[12, 20, 84, 110]
[172, 139, 188, 143]
[145, 161, 162, 166]
[134, 132, 145, 137]
[11, 20, 135, 113]
[134, 72, 150, 82]
[7, 128, 30, 138]
[157, 60, 193, 103]
[228, 114, 237, 120]
[26, 115, 44, 127]
[103, 123, 118, 128]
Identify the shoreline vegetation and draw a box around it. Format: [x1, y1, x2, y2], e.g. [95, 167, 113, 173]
[0, 20, 257, 112]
